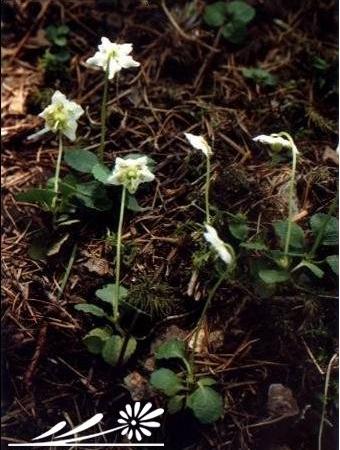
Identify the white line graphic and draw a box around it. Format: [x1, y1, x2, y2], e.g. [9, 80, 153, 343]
[8, 402, 165, 448]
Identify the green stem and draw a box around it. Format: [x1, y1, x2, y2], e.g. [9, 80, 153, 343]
[309, 187, 338, 257]
[98, 61, 110, 162]
[113, 186, 127, 322]
[284, 148, 297, 256]
[52, 133, 63, 216]
[205, 156, 211, 224]
[190, 273, 225, 369]
[278, 132, 298, 258]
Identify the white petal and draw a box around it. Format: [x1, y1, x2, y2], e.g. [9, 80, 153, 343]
[108, 58, 122, 79]
[184, 132, 211, 157]
[138, 402, 153, 419]
[51, 90, 66, 104]
[118, 43, 133, 55]
[117, 418, 128, 424]
[127, 429, 133, 440]
[125, 404, 133, 418]
[62, 121, 77, 141]
[139, 426, 152, 437]
[121, 426, 129, 436]
[138, 408, 164, 422]
[119, 54, 140, 69]
[139, 421, 161, 428]
[119, 410, 129, 420]
[135, 430, 142, 442]
[204, 225, 232, 265]
[134, 402, 141, 417]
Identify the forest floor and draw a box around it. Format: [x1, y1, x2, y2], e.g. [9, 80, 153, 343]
[1, 1, 339, 449]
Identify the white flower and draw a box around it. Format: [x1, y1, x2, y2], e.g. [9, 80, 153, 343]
[253, 133, 299, 156]
[117, 402, 164, 442]
[86, 37, 140, 80]
[184, 132, 212, 157]
[107, 156, 155, 194]
[204, 224, 233, 265]
[38, 91, 84, 141]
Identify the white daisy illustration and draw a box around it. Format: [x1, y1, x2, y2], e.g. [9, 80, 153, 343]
[117, 402, 164, 442]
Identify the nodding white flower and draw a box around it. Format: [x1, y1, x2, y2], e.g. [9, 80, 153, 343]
[184, 132, 212, 157]
[86, 37, 140, 80]
[117, 402, 164, 442]
[204, 224, 233, 265]
[107, 156, 155, 194]
[38, 91, 84, 141]
[253, 133, 299, 156]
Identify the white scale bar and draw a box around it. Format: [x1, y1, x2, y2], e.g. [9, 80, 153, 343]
[8, 444, 164, 447]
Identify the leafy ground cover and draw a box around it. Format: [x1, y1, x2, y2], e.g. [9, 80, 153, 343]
[1, 1, 338, 449]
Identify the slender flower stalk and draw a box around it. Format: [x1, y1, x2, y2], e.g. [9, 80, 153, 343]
[205, 155, 211, 224]
[253, 131, 299, 259]
[190, 225, 234, 370]
[98, 61, 110, 161]
[184, 132, 213, 224]
[107, 156, 155, 322]
[52, 133, 64, 211]
[86, 38, 140, 161]
[114, 186, 126, 322]
[277, 132, 299, 258]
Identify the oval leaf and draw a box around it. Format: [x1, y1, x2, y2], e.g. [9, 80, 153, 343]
[64, 149, 99, 173]
[150, 368, 184, 397]
[259, 269, 290, 284]
[155, 339, 187, 362]
[83, 327, 112, 354]
[74, 303, 106, 317]
[187, 386, 223, 424]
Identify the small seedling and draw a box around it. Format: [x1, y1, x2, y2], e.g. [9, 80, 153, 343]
[203, 0, 255, 44]
[150, 338, 223, 424]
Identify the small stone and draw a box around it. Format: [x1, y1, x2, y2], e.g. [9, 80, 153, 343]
[124, 371, 154, 402]
[267, 384, 299, 417]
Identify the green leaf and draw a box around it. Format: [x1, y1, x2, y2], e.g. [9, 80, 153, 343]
[259, 269, 290, 284]
[292, 260, 324, 278]
[226, 1, 256, 24]
[326, 255, 339, 275]
[46, 233, 70, 256]
[187, 386, 223, 424]
[74, 181, 112, 211]
[203, 2, 228, 27]
[64, 149, 99, 173]
[28, 240, 48, 261]
[229, 218, 249, 241]
[102, 335, 137, 366]
[240, 241, 268, 251]
[150, 368, 184, 397]
[155, 339, 187, 362]
[92, 163, 110, 183]
[242, 67, 277, 86]
[274, 220, 305, 249]
[198, 377, 217, 386]
[221, 22, 247, 43]
[167, 395, 185, 414]
[95, 284, 128, 304]
[74, 303, 106, 317]
[126, 195, 150, 212]
[310, 213, 338, 246]
[16, 188, 56, 208]
[83, 327, 112, 354]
